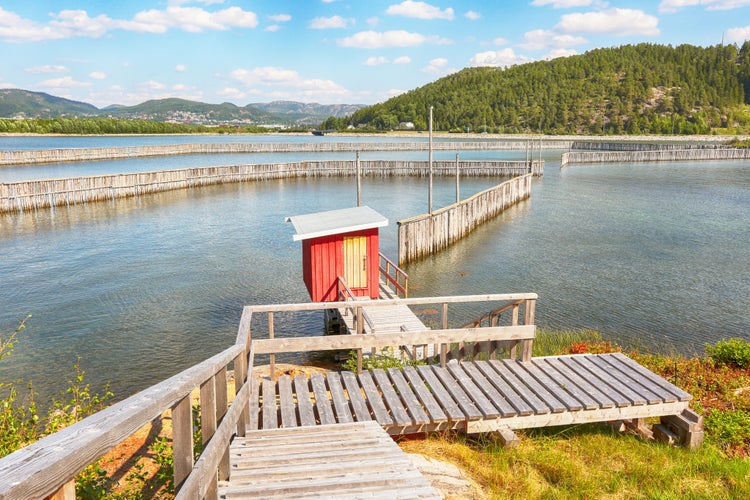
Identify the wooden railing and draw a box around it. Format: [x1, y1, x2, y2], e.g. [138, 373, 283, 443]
[0, 307, 255, 500]
[247, 293, 537, 374]
[378, 252, 409, 298]
[0, 293, 536, 499]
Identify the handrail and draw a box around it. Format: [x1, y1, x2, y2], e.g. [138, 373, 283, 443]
[378, 252, 409, 298]
[0, 307, 255, 500]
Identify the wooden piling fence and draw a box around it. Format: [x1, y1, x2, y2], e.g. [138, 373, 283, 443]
[0, 159, 542, 213]
[561, 148, 750, 168]
[0, 141, 566, 166]
[570, 141, 729, 151]
[397, 174, 533, 265]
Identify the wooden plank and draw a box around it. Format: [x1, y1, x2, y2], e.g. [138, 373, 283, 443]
[431, 365, 483, 420]
[401, 366, 447, 423]
[415, 365, 465, 421]
[473, 361, 535, 416]
[586, 355, 663, 404]
[340, 371, 372, 422]
[461, 362, 517, 417]
[517, 360, 583, 411]
[261, 378, 279, 429]
[372, 369, 412, 426]
[608, 353, 691, 401]
[568, 356, 646, 406]
[253, 325, 536, 354]
[309, 373, 336, 425]
[172, 396, 194, 489]
[534, 359, 600, 410]
[277, 375, 297, 428]
[446, 363, 501, 418]
[292, 375, 316, 427]
[549, 357, 618, 408]
[387, 368, 430, 425]
[247, 377, 260, 431]
[358, 370, 394, 425]
[325, 372, 354, 423]
[493, 360, 565, 413]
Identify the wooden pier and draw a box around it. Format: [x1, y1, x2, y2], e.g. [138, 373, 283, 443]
[0, 294, 703, 500]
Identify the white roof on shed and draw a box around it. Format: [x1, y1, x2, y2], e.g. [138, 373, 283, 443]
[286, 206, 388, 241]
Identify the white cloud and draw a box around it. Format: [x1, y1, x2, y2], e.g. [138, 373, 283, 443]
[25, 65, 68, 74]
[175, 64, 187, 72]
[470, 48, 532, 67]
[364, 56, 390, 66]
[659, 0, 750, 13]
[264, 24, 281, 32]
[542, 48, 579, 59]
[140, 80, 167, 91]
[386, 1, 455, 20]
[0, 5, 259, 42]
[89, 71, 107, 80]
[228, 66, 348, 100]
[39, 76, 92, 88]
[521, 29, 587, 50]
[366, 16, 380, 26]
[422, 57, 449, 73]
[531, 0, 597, 7]
[726, 25, 750, 42]
[464, 11, 481, 20]
[122, 6, 259, 33]
[309, 16, 354, 29]
[0, 81, 16, 89]
[393, 55, 412, 64]
[337, 30, 451, 48]
[493, 37, 509, 45]
[269, 14, 292, 22]
[556, 8, 659, 36]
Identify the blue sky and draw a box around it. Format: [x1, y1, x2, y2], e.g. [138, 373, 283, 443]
[1, 0, 749, 108]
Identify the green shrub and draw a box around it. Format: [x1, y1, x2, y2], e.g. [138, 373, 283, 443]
[706, 338, 750, 369]
[342, 346, 424, 371]
[705, 409, 750, 452]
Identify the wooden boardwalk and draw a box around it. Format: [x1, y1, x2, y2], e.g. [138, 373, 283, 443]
[219, 421, 440, 499]
[250, 354, 694, 436]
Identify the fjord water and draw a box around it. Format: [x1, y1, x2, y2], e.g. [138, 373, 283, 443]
[1, 136, 748, 403]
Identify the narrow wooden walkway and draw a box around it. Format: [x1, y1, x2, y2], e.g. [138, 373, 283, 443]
[337, 293, 428, 336]
[250, 353, 693, 435]
[219, 421, 440, 499]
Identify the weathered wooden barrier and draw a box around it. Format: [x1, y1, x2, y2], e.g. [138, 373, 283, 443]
[571, 141, 728, 151]
[397, 174, 532, 265]
[0, 160, 542, 214]
[0, 141, 565, 166]
[561, 148, 750, 168]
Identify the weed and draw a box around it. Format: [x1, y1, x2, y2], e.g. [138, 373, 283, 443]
[706, 338, 750, 369]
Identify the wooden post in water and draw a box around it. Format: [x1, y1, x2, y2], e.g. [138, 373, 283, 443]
[429, 106, 433, 214]
[455, 153, 460, 203]
[356, 151, 362, 206]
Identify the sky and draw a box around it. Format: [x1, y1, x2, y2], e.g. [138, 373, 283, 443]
[1, 0, 750, 109]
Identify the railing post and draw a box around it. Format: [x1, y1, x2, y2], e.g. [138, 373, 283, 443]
[199, 376, 218, 500]
[521, 298, 536, 362]
[172, 395, 194, 492]
[47, 480, 75, 500]
[234, 352, 248, 437]
[215, 366, 230, 481]
[441, 302, 449, 365]
[268, 312, 275, 380]
[356, 306, 364, 334]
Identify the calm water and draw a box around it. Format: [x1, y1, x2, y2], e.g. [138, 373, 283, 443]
[1, 136, 748, 403]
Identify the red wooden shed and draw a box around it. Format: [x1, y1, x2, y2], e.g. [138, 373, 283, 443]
[286, 206, 388, 302]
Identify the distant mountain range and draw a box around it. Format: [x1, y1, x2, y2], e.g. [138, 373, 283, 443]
[0, 89, 364, 126]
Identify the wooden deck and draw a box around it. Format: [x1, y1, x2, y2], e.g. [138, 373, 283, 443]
[250, 353, 693, 436]
[219, 421, 440, 499]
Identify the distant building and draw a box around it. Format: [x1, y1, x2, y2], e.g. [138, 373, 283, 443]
[399, 122, 415, 130]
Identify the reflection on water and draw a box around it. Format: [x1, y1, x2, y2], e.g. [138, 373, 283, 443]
[1, 146, 749, 404]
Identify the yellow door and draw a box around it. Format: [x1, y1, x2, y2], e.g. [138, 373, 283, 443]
[343, 236, 368, 289]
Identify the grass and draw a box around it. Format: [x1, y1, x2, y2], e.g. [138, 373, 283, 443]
[398, 331, 750, 499]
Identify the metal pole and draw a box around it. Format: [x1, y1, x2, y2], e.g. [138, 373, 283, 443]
[455, 153, 460, 203]
[429, 106, 433, 214]
[356, 151, 361, 206]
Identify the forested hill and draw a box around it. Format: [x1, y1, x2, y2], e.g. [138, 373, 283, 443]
[325, 43, 750, 135]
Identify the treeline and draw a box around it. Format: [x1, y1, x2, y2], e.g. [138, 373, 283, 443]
[0, 117, 273, 135]
[322, 43, 750, 135]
